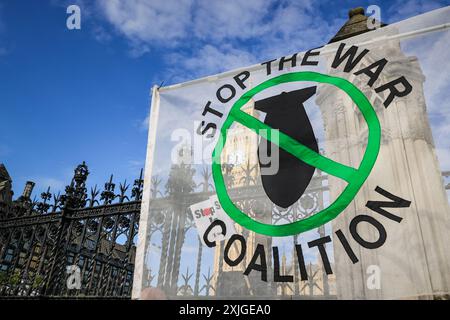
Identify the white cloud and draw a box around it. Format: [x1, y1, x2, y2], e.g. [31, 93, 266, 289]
[92, 24, 113, 43]
[189, 0, 321, 47]
[170, 2, 342, 81]
[388, 0, 445, 21]
[94, 0, 341, 76]
[97, 0, 193, 48]
[167, 44, 256, 80]
[141, 113, 150, 130]
[192, 0, 272, 41]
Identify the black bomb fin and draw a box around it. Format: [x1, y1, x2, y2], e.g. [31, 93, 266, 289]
[254, 86, 318, 208]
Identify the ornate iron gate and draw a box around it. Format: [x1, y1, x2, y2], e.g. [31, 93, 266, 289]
[0, 162, 142, 297]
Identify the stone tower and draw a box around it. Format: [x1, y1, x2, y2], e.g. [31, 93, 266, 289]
[0, 164, 13, 207]
[317, 8, 450, 299]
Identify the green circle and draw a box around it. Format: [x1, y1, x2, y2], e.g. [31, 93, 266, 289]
[212, 71, 381, 237]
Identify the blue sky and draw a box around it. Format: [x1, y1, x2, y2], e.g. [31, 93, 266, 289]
[1, 0, 449, 198]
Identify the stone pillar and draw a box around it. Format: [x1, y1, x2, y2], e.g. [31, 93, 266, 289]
[316, 37, 450, 299]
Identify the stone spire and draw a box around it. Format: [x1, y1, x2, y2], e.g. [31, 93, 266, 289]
[329, 7, 387, 43]
[0, 163, 11, 183]
[0, 163, 13, 205]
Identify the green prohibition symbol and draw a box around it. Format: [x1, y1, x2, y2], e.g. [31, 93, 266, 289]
[212, 71, 381, 237]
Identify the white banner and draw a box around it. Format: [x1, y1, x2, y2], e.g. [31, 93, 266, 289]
[134, 7, 450, 300]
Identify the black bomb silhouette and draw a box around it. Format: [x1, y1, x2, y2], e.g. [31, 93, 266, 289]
[254, 86, 318, 208]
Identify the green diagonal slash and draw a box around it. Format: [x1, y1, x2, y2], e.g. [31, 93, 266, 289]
[230, 110, 357, 182]
[212, 71, 381, 237]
